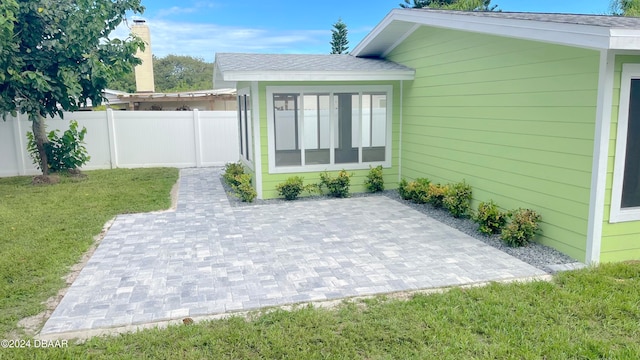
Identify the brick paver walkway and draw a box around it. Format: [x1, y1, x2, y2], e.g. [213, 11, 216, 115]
[40, 168, 547, 338]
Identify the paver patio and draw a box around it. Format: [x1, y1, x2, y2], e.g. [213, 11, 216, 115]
[40, 168, 547, 338]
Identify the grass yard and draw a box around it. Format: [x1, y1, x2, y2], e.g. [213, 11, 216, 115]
[0, 168, 179, 339]
[2, 264, 639, 359]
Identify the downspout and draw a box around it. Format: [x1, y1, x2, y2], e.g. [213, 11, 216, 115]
[586, 50, 615, 265]
[398, 80, 404, 182]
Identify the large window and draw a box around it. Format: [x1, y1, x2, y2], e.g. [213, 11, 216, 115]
[611, 64, 640, 222]
[237, 92, 252, 163]
[267, 86, 391, 173]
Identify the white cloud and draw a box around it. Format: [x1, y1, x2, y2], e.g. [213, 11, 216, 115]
[111, 19, 331, 62]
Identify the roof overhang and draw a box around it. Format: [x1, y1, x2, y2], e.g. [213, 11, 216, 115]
[352, 9, 640, 58]
[213, 57, 415, 89]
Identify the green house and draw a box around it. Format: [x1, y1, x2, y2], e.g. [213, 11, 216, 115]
[214, 9, 640, 264]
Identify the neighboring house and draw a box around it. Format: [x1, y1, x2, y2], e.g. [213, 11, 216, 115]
[84, 89, 237, 111]
[213, 9, 640, 264]
[114, 89, 237, 111]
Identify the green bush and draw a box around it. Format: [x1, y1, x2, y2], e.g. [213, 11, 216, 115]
[364, 165, 384, 193]
[319, 170, 352, 198]
[404, 178, 431, 204]
[276, 176, 306, 200]
[223, 161, 244, 187]
[398, 179, 412, 200]
[426, 183, 449, 208]
[473, 201, 508, 235]
[26, 120, 90, 172]
[500, 209, 542, 247]
[443, 181, 472, 218]
[233, 173, 257, 202]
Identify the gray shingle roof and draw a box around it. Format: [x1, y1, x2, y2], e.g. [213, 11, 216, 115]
[415, 9, 640, 28]
[215, 53, 413, 73]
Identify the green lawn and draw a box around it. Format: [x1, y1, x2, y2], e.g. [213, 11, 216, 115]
[0, 168, 179, 338]
[1, 168, 640, 359]
[2, 263, 639, 359]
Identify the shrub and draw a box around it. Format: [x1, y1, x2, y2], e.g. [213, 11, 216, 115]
[26, 120, 90, 172]
[398, 178, 410, 200]
[426, 183, 449, 208]
[443, 181, 472, 218]
[364, 165, 384, 193]
[276, 176, 306, 200]
[405, 178, 431, 204]
[473, 201, 508, 235]
[223, 161, 244, 187]
[233, 173, 257, 202]
[500, 208, 542, 247]
[319, 170, 352, 198]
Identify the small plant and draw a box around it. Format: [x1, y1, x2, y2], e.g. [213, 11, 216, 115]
[474, 201, 508, 235]
[319, 170, 352, 198]
[398, 178, 410, 200]
[276, 176, 306, 200]
[364, 165, 384, 193]
[443, 181, 472, 218]
[405, 178, 431, 204]
[26, 120, 90, 172]
[223, 161, 244, 187]
[426, 183, 449, 208]
[233, 173, 257, 202]
[500, 208, 542, 247]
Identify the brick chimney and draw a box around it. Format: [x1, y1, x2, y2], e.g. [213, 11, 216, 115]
[131, 19, 155, 93]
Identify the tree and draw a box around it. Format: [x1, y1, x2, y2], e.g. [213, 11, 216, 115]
[154, 55, 214, 92]
[107, 55, 214, 93]
[399, 0, 455, 8]
[611, 0, 640, 16]
[0, 0, 145, 176]
[330, 18, 349, 54]
[399, 0, 498, 11]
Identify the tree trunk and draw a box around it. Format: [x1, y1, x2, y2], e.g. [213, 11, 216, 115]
[31, 115, 49, 176]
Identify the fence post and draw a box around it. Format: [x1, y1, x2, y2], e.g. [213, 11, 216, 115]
[193, 109, 202, 167]
[106, 109, 118, 169]
[12, 113, 27, 175]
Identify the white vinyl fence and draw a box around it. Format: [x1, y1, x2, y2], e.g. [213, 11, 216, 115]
[0, 110, 240, 177]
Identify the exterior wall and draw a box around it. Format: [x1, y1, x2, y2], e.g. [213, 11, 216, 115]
[601, 54, 640, 262]
[256, 81, 402, 199]
[387, 26, 600, 261]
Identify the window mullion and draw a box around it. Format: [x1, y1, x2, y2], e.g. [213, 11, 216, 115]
[299, 93, 306, 166]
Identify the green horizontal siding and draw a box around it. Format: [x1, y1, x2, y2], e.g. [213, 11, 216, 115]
[387, 26, 600, 262]
[600, 55, 640, 262]
[256, 81, 401, 199]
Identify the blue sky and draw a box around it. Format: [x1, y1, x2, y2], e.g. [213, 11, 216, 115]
[120, 0, 614, 62]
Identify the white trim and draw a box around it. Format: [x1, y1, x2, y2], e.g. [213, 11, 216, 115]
[237, 87, 254, 172]
[250, 82, 263, 199]
[352, 9, 640, 57]
[398, 80, 404, 182]
[266, 85, 393, 174]
[220, 70, 415, 82]
[610, 63, 640, 223]
[586, 50, 615, 265]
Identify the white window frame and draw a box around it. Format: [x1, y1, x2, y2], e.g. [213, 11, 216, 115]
[266, 85, 392, 174]
[610, 63, 640, 222]
[238, 87, 254, 170]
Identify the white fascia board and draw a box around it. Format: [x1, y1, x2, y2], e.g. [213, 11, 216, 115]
[354, 9, 627, 57]
[221, 70, 416, 82]
[392, 11, 611, 50]
[351, 12, 398, 56]
[610, 29, 640, 50]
